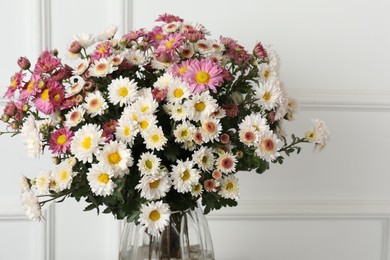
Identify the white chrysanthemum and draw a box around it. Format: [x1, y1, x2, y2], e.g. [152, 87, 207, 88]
[305, 119, 330, 152]
[21, 191, 42, 221]
[137, 152, 161, 177]
[181, 140, 197, 151]
[64, 106, 86, 128]
[87, 163, 117, 197]
[98, 141, 133, 177]
[258, 63, 278, 83]
[109, 53, 124, 66]
[173, 121, 195, 143]
[33, 170, 51, 195]
[265, 44, 281, 73]
[195, 39, 212, 54]
[65, 78, 84, 98]
[239, 125, 259, 146]
[137, 87, 154, 99]
[286, 97, 299, 121]
[89, 58, 117, 77]
[162, 22, 181, 34]
[97, 25, 118, 40]
[218, 174, 239, 200]
[137, 114, 158, 133]
[108, 76, 138, 107]
[21, 115, 42, 158]
[139, 201, 171, 236]
[157, 74, 190, 104]
[171, 160, 200, 193]
[73, 59, 90, 76]
[51, 165, 74, 192]
[126, 49, 148, 66]
[83, 91, 109, 118]
[239, 113, 269, 134]
[255, 129, 281, 162]
[186, 91, 218, 121]
[192, 146, 215, 172]
[64, 156, 77, 168]
[136, 174, 171, 200]
[209, 40, 225, 54]
[191, 183, 203, 197]
[216, 152, 237, 174]
[70, 124, 105, 163]
[132, 95, 158, 117]
[73, 32, 95, 48]
[143, 126, 167, 151]
[115, 116, 138, 145]
[163, 102, 188, 121]
[201, 118, 222, 143]
[20, 176, 30, 193]
[255, 79, 283, 111]
[181, 21, 210, 35]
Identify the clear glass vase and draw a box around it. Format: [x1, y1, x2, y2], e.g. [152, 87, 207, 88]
[118, 206, 215, 260]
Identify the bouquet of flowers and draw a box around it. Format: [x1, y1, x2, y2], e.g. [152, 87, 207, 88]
[1, 14, 329, 236]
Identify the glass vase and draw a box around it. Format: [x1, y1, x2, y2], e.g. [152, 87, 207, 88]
[118, 206, 215, 260]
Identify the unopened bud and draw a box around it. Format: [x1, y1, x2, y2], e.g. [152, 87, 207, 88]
[68, 41, 82, 54]
[51, 49, 59, 56]
[236, 150, 244, 158]
[17, 56, 31, 70]
[1, 114, 10, 122]
[52, 157, 61, 165]
[10, 121, 19, 130]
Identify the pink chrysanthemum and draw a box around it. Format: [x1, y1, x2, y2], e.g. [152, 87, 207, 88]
[49, 128, 74, 155]
[91, 41, 113, 61]
[4, 71, 24, 99]
[34, 50, 61, 74]
[155, 13, 184, 23]
[169, 60, 192, 78]
[19, 74, 43, 101]
[157, 33, 184, 58]
[148, 26, 164, 48]
[102, 119, 118, 142]
[33, 82, 64, 115]
[183, 59, 224, 94]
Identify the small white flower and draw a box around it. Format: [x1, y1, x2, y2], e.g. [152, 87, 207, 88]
[139, 201, 171, 236]
[97, 25, 119, 41]
[21, 115, 42, 158]
[73, 59, 90, 76]
[115, 116, 138, 146]
[73, 32, 95, 48]
[87, 163, 117, 197]
[164, 102, 188, 121]
[173, 121, 195, 143]
[186, 91, 218, 121]
[143, 126, 167, 151]
[108, 76, 138, 107]
[126, 49, 147, 66]
[137, 152, 161, 177]
[219, 174, 239, 200]
[83, 91, 109, 118]
[64, 106, 85, 128]
[255, 79, 283, 111]
[98, 141, 133, 177]
[70, 124, 105, 163]
[192, 146, 215, 172]
[136, 174, 171, 200]
[33, 170, 51, 195]
[20, 176, 31, 193]
[255, 129, 281, 162]
[305, 119, 330, 152]
[89, 58, 117, 77]
[216, 152, 237, 174]
[21, 191, 42, 221]
[51, 165, 74, 192]
[171, 160, 200, 193]
[65, 78, 84, 98]
[201, 117, 222, 143]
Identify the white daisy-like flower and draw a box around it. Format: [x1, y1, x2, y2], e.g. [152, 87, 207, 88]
[132, 95, 158, 117]
[115, 116, 138, 146]
[286, 97, 299, 121]
[181, 140, 197, 151]
[305, 119, 330, 152]
[218, 174, 239, 200]
[258, 63, 278, 83]
[204, 179, 220, 192]
[173, 121, 195, 143]
[20, 176, 31, 193]
[70, 124, 105, 163]
[33, 170, 51, 195]
[64, 106, 86, 128]
[64, 156, 77, 168]
[201, 118, 222, 143]
[139, 201, 171, 236]
[73, 32, 95, 48]
[137, 152, 161, 177]
[209, 40, 225, 54]
[265, 44, 281, 73]
[108, 76, 138, 107]
[239, 113, 269, 133]
[195, 39, 212, 54]
[180, 44, 195, 59]
[162, 22, 181, 34]
[83, 91, 109, 118]
[97, 141, 133, 177]
[192, 146, 215, 172]
[21, 191, 42, 221]
[21, 115, 42, 158]
[238, 125, 259, 146]
[126, 49, 148, 66]
[143, 126, 167, 151]
[136, 174, 171, 200]
[165, 77, 190, 104]
[171, 160, 200, 193]
[109, 53, 124, 67]
[89, 58, 118, 78]
[51, 165, 74, 192]
[255, 129, 281, 162]
[216, 152, 237, 174]
[186, 91, 218, 121]
[87, 163, 117, 197]
[137, 114, 158, 133]
[65, 78, 84, 98]
[192, 129, 205, 145]
[255, 79, 283, 111]
[73, 59, 90, 76]
[97, 25, 119, 40]
[163, 102, 188, 121]
[191, 183, 203, 197]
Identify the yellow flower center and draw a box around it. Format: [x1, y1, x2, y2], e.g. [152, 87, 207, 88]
[124, 127, 130, 136]
[98, 173, 109, 184]
[305, 131, 316, 142]
[141, 106, 149, 112]
[56, 134, 67, 145]
[140, 120, 149, 129]
[149, 210, 161, 221]
[195, 71, 210, 84]
[263, 92, 271, 101]
[152, 134, 160, 143]
[60, 171, 68, 181]
[166, 40, 173, 49]
[108, 151, 121, 165]
[194, 102, 206, 112]
[173, 88, 184, 98]
[181, 170, 190, 181]
[149, 179, 160, 189]
[27, 81, 35, 92]
[82, 137, 92, 149]
[226, 182, 234, 191]
[202, 156, 209, 164]
[179, 66, 187, 75]
[263, 70, 270, 79]
[11, 79, 17, 87]
[118, 87, 128, 97]
[41, 89, 49, 101]
[145, 159, 153, 169]
[155, 34, 163, 40]
[180, 130, 189, 138]
[99, 45, 106, 54]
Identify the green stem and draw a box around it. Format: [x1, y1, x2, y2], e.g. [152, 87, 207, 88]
[278, 137, 309, 153]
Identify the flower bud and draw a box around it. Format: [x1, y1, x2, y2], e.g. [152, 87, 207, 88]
[253, 41, 268, 60]
[4, 101, 17, 116]
[17, 56, 31, 70]
[236, 150, 244, 158]
[51, 49, 59, 56]
[22, 104, 30, 112]
[1, 114, 10, 122]
[68, 41, 82, 54]
[52, 157, 61, 165]
[220, 133, 230, 144]
[10, 121, 19, 130]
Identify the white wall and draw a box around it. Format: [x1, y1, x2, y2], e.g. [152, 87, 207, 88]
[1, 0, 390, 259]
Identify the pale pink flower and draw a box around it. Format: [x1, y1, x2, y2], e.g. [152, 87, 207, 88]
[183, 59, 224, 93]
